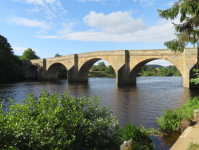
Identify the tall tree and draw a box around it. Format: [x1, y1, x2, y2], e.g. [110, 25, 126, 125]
[158, 0, 199, 52]
[0, 35, 23, 83]
[20, 48, 40, 60]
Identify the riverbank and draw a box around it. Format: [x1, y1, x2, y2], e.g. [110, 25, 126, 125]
[157, 95, 199, 133]
[1, 77, 199, 149]
[171, 121, 199, 150]
[88, 71, 115, 78]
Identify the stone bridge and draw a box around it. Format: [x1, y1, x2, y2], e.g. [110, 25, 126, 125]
[22, 48, 199, 88]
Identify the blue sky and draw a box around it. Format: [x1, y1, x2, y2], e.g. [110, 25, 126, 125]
[1, 0, 192, 66]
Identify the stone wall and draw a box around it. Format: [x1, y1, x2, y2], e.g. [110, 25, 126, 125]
[22, 48, 199, 88]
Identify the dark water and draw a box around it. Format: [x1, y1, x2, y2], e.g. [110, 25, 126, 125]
[0, 77, 199, 149]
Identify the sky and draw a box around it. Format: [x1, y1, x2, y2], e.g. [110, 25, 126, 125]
[0, 0, 193, 66]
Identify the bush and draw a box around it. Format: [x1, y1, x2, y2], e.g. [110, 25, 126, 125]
[159, 68, 173, 76]
[157, 96, 199, 132]
[0, 90, 122, 150]
[121, 123, 155, 150]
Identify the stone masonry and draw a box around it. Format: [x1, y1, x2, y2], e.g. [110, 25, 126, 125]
[22, 48, 199, 88]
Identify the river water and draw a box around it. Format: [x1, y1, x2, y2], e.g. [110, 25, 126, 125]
[0, 77, 199, 149]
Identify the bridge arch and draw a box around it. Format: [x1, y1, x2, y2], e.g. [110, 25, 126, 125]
[47, 62, 68, 80]
[128, 57, 184, 83]
[26, 65, 38, 79]
[77, 57, 117, 81]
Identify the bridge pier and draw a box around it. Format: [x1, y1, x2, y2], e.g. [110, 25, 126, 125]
[116, 50, 136, 84]
[22, 49, 199, 89]
[183, 48, 199, 88]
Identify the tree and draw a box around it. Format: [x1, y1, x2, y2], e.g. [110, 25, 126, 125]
[158, 0, 199, 52]
[20, 48, 40, 60]
[190, 69, 199, 84]
[98, 61, 106, 67]
[105, 65, 116, 76]
[54, 54, 67, 79]
[96, 61, 106, 71]
[0, 35, 23, 83]
[139, 66, 158, 77]
[159, 68, 173, 76]
[91, 65, 98, 71]
[167, 65, 182, 76]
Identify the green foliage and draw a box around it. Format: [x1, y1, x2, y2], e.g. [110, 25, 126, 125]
[139, 126, 161, 136]
[54, 54, 67, 79]
[121, 123, 155, 150]
[90, 62, 116, 77]
[105, 65, 116, 76]
[139, 65, 158, 77]
[0, 90, 122, 150]
[157, 0, 199, 52]
[187, 142, 199, 150]
[91, 65, 98, 71]
[98, 66, 106, 71]
[167, 65, 182, 76]
[157, 96, 199, 132]
[97, 62, 106, 67]
[158, 68, 173, 76]
[88, 71, 115, 78]
[20, 48, 40, 60]
[0, 35, 23, 83]
[190, 69, 199, 85]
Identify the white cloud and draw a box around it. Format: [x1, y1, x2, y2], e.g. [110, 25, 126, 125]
[12, 0, 57, 5]
[147, 59, 173, 67]
[12, 0, 46, 5]
[167, 1, 174, 7]
[12, 0, 67, 18]
[77, 0, 102, 2]
[37, 10, 179, 43]
[133, 0, 156, 6]
[25, 6, 40, 13]
[57, 22, 76, 34]
[12, 47, 40, 52]
[7, 17, 51, 29]
[83, 11, 147, 34]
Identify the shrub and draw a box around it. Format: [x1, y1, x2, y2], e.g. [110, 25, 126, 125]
[121, 123, 156, 150]
[157, 96, 199, 132]
[187, 142, 199, 150]
[0, 89, 122, 150]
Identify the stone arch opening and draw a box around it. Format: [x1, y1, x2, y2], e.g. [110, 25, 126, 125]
[26, 65, 38, 79]
[78, 58, 116, 81]
[128, 58, 183, 83]
[48, 63, 67, 80]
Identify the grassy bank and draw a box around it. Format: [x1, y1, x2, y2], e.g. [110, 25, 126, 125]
[88, 71, 116, 78]
[157, 96, 199, 132]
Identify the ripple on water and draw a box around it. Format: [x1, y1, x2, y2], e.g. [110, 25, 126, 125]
[0, 77, 199, 150]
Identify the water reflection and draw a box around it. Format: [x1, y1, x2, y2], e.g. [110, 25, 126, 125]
[0, 77, 199, 149]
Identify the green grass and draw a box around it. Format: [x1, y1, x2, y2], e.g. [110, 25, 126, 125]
[88, 71, 116, 78]
[187, 142, 199, 150]
[157, 96, 199, 132]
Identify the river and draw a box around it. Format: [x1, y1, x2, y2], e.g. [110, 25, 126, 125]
[0, 77, 199, 149]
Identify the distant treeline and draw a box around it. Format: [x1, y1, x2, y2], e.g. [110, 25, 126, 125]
[91, 62, 116, 77]
[139, 65, 182, 77]
[90, 63, 182, 77]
